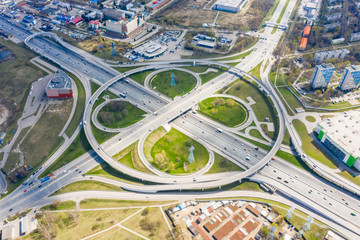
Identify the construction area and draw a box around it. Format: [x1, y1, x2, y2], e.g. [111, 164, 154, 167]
[152, 0, 272, 31]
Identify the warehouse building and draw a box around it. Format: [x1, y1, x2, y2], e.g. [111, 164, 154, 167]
[45, 70, 73, 98]
[213, 0, 246, 13]
[310, 63, 334, 89]
[315, 111, 360, 170]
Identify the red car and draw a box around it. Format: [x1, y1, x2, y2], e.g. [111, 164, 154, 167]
[24, 189, 27, 193]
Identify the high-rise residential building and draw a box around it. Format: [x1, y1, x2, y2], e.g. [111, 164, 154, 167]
[339, 65, 360, 91]
[310, 64, 335, 89]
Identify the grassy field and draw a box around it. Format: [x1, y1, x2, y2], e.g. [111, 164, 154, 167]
[305, 115, 316, 122]
[181, 66, 209, 73]
[227, 78, 276, 123]
[122, 207, 172, 240]
[0, 39, 46, 107]
[75, 35, 132, 62]
[113, 141, 154, 174]
[206, 153, 243, 174]
[53, 180, 124, 195]
[292, 119, 338, 169]
[88, 226, 141, 240]
[249, 129, 267, 141]
[144, 127, 167, 163]
[4, 101, 72, 181]
[91, 122, 118, 144]
[200, 69, 225, 84]
[249, 61, 263, 80]
[198, 97, 247, 127]
[260, 124, 275, 141]
[150, 128, 209, 174]
[80, 199, 175, 209]
[129, 70, 154, 85]
[41, 201, 76, 211]
[337, 171, 360, 186]
[113, 66, 141, 73]
[218, 50, 253, 61]
[87, 162, 156, 185]
[64, 71, 86, 136]
[151, 70, 197, 98]
[275, 150, 308, 171]
[40, 128, 91, 178]
[277, 86, 303, 113]
[31, 209, 139, 240]
[98, 101, 146, 129]
[198, 180, 263, 192]
[282, 129, 291, 146]
[0, 40, 47, 147]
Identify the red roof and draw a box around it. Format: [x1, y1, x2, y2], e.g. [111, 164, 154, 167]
[89, 20, 100, 25]
[299, 37, 308, 50]
[303, 26, 311, 36]
[71, 17, 83, 24]
[16, 2, 27, 7]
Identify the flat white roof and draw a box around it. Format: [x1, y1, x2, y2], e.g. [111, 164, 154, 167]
[318, 111, 360, 157]
[214, 0, 243, 8]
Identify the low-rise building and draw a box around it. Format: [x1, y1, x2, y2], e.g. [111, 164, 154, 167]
[326, 12, 342, 22]
[70, 16, 83, 26]
[45, 70, 73, 98]
[332, 38, 345, 44]
[314, 49, 350, 63]
[350, 32, 360, 42]
[146, 0, 169, 11]
[102, 8, 134, 20]
[89, 20, 100, 30]
[213, 0, 246, 13]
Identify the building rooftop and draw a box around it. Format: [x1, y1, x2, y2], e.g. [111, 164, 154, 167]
[318, 111, 360, 158]
[46, 70, 72, 90]
[214, 0, 243, 7]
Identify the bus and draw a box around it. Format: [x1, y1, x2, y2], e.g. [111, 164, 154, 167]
[20, 217, 27, 235]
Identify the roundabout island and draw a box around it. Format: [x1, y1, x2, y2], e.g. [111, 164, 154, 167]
[145, 127, 209, 175]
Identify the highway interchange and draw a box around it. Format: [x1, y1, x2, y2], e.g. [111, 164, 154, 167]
[1, 0, 360, 238]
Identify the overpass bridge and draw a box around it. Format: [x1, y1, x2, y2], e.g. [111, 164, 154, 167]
[265, 21, 288, 30]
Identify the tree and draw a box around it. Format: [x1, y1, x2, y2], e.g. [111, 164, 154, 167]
[51, 200, 61, 209]
[142, 207, 151, 216]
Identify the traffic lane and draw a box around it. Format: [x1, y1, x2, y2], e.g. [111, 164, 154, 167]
[262, 164, 360, 222]
[0, 154, 97, 216]
[173, 115, 266, 167]
[269, 159, 360, 210]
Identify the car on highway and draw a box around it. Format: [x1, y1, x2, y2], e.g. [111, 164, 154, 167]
[24, 189, 27, 192]
[9, 208, 13, 212]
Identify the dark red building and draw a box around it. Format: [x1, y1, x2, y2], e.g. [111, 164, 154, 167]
[45, 70, 73, 98]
